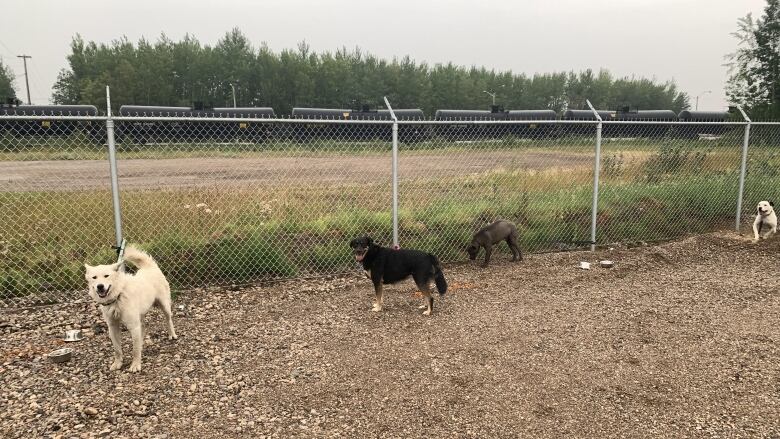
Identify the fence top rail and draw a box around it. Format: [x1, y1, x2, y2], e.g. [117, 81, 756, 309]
[0, 115, 397, 124]
[0, 114, 761, 126]
[400, 119, 749, 126]
[746, 121, 780, 125]
[112, 116, 399, 124]
[0, 115, 108, 121]
[590, 120, 749, 126]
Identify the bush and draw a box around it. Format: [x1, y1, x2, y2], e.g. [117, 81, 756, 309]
[644, 141, 711, 182]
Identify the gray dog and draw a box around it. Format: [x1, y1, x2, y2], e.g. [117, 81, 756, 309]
[466, 220, 522, 266]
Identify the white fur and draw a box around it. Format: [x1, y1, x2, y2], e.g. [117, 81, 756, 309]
[84, 245, 176, 373]
[753, 200, 777, 242]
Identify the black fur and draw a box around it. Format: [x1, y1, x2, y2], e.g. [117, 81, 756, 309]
[350, 236, 447, 314]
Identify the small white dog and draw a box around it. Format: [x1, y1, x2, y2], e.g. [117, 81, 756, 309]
[84, 245, 177, 373]
[753, 200, 777, 242]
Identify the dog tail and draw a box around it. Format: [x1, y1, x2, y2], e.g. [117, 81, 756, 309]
[430, 254, 447, 295]
[122, 245, 161, 272]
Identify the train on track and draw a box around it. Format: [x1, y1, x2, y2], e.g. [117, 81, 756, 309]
[0, 102, 734, 144]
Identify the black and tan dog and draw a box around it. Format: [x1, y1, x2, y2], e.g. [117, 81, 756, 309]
[466, 220, 522, 266]
[350, 237, 447, 315]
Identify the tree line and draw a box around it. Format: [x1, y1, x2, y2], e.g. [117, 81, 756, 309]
[727, 0, 780, 119]
[14, 28, 691, 115]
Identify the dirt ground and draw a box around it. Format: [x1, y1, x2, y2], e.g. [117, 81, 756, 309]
[0, 150, 589, 191]
[1, 231, 779, 438]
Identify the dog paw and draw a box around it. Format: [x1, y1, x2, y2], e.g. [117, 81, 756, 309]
[128, 362, 142, 373]
[169, 334, 178, 340]
[371, 304, 382, 312]
[422, 309, 432, 316]
[417, 304, 428, 310]
[109, 360, 123, 371]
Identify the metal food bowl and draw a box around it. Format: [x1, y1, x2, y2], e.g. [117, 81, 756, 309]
[600, 260, 614, 268]
[48, 348, 73, 363]
[64, 329, 83, 342]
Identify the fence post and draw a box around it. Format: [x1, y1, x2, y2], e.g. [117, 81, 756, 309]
[735, 105, 752, 232]
[586, 100, 602, 252]
[384, 96, 399, 248]
[105, 86, 124, 249]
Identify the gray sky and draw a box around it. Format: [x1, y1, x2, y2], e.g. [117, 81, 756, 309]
[0, 0, 767, 110]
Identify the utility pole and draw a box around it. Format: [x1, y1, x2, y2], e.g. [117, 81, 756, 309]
[229, 82, 238, 108]
[695, 90, 711, 111]
[17, 55, 32, 105]
[483, 90, 497, 106]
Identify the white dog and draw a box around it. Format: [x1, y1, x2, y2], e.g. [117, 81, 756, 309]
[84, 245, 177, 373]
[753, 200, 777, 242]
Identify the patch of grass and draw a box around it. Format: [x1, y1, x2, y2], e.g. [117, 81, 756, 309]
[3, 136, 777, 302]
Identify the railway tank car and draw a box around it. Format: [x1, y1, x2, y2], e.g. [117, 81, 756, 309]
[434, 107, 558, 140]
[676, 110, 732, 138]
[0, 104, 100, 139]
[433, 108, 508, 140]
[616, 110, 677, 137]
[290, 107, 426, 142]
[562, 109, 677, 137]
[117, 105, 276, 143]
[506, 110, 558, 138]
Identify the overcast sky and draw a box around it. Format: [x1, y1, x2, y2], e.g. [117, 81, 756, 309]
[0, 0, 767, 110]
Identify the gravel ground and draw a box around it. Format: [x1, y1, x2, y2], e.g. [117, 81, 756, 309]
[0, 150, 588, 191]
[1, 231, 779, 438]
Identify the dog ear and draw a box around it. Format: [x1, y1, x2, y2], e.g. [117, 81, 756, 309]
[111, 262, 122, 272]
[366, 237, 373, 246]
[84, 263, 91, 270]
[771, 201, 775, 207]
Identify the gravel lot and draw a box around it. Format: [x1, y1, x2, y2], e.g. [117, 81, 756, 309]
[0, 150, 588, 191]
[1, 231, 779, 438]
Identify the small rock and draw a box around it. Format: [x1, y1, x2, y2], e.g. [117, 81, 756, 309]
[84, 407, 98, 416]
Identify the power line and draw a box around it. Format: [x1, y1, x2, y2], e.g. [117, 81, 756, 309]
[0, 39, 14, 57]
[29, 62, 46, 102]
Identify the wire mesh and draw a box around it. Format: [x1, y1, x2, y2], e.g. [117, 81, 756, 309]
[741, 122, 780, 239]
[113, 117, 394, 292]
[396, 120, 597, 263]
[595, 121, 745, 246]
[0, 114, 113, 306]
[0, 110, 766, 307]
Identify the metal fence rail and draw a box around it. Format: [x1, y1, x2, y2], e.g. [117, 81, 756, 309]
[0, 102, 773, 306]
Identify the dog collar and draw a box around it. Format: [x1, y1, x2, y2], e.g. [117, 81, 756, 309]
[100, 293, 121, 307]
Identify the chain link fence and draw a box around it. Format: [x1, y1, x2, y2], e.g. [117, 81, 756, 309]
[597, 122, 747, 246]
[396, 120, 596, 262]
[742, 122, 780, 231]
[114, 116, 394, 293]
[0, 105, 773, 306]
[0, 114, 115, 306]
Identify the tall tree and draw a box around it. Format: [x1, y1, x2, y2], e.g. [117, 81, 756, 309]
[727, 1, 780, 118]
[52, 29, 689, 115]
[0, 59, 17, 102]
